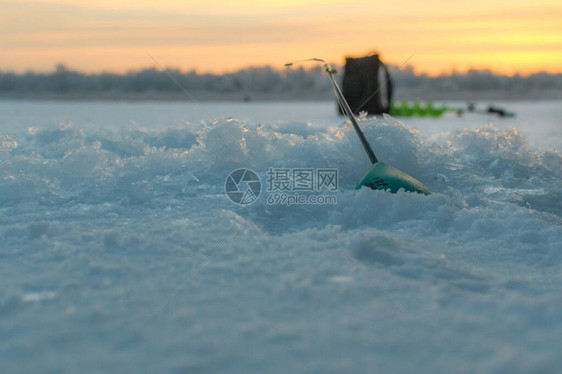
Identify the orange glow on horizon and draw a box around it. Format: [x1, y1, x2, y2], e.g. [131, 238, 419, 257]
[1, 0, 561, 76]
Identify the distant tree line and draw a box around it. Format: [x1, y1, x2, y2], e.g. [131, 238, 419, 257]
[390, 65, 562, 99]
[1, 63, 561, 100]
[0, 64, 331, 99]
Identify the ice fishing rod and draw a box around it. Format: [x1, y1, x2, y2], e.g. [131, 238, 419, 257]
[285, 58, 378, 164]
[285, 58, 431, 195]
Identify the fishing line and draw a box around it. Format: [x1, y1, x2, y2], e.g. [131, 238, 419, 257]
[353, 52, 416, 114]
[148, 53, 247, 153]
[147, 53, 218, 124]
[287, 58, 378, 164]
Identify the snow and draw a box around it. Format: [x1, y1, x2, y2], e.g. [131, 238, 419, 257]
[0, 99, 561, 373]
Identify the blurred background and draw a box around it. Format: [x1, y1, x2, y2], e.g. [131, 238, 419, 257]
[1, 0, 561, 101]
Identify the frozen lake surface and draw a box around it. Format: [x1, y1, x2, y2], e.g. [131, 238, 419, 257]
[1, 100, 561, 373]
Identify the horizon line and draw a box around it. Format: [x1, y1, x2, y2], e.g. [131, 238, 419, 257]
[3, 62, 561, 78]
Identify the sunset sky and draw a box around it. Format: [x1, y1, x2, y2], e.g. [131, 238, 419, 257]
[1, 0, 561, 75]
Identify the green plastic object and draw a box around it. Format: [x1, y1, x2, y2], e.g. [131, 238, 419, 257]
[412, 100, 424, 116]
[390, 100, 447, 117]
[425, 101, 447, 117]
[356, 162, 431, 195]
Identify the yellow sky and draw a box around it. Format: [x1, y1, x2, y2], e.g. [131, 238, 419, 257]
[1, 0, 561, 75]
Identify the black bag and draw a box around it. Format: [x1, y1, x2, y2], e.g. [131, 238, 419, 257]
[339, 54, 392, 115]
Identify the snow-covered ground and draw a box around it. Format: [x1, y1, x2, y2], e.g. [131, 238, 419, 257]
[1, 100, 561, 373]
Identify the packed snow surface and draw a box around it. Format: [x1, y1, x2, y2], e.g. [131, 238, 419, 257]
[1, 100, 561, 373]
